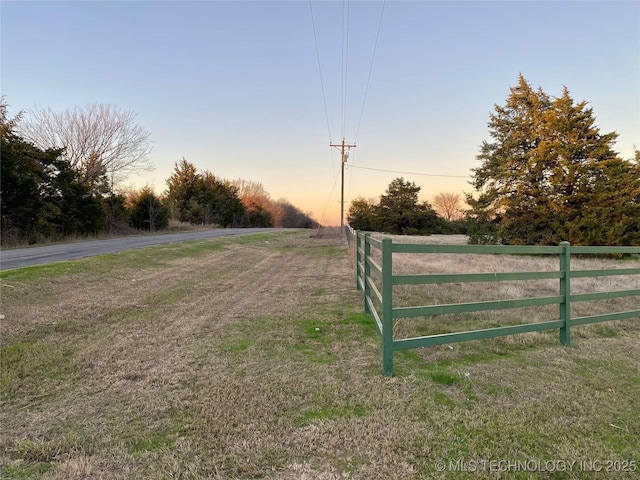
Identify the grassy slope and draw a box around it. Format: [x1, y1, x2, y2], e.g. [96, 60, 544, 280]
[1, 230, 638, 479]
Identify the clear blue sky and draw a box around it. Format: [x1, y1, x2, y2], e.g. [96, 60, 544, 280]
[2, 1, 638, 226]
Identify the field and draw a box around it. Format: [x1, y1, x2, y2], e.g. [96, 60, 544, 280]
[1, 229, 639, 479]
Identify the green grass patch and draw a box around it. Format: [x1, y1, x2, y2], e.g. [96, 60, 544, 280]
[433, 391, 457, 408]
[112, 407, 188, 457]
[1, 340, 76, 398]
[106, 305, 153, 324]
[428, 350, 513, 369]
[0, 239, 224, 281]
[1, 462, 52, 479]
[223, 231, 299, 246]
[14, 436, 81, 463]
[298, 319, 331, 342]
[143, 284, 192, 306]
[2, 320, 78, 346]
[97, 240, 226, 270]
[0, 261, 91, 282]
[340, 311, 379, 336]
[479, 382, 513, 397]
[429, 370, 461, 385]
[292, 319, 337, 364]
[589, 323, 622, 338]
[218, 339, 252, 357]
[126, 428, 178, 456]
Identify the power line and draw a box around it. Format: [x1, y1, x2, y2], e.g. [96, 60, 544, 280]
[309, 1, 338, 198]
[309, 1, 332, 143]
[346, 1, 384, 208]
[317, 161, 343, 227]
[354, 0, 385, 143]
[341, 0, 350, 139]
[312, 1, 388, 225]
[348, 164, 470, 179]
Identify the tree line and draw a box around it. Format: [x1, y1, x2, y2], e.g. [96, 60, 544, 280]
[0, 99, 316, 246]
[347, 178, 466, 235]
[347, 76, 639, 246]
[4, 74, 638, 247]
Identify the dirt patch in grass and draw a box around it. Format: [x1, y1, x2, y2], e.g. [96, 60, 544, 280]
[1, 229, 639, 479]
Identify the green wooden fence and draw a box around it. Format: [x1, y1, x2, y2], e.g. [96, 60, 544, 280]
[345, 226, 640, 376]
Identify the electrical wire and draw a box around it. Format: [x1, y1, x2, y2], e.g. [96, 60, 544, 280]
[317, 163, 343, 227]
[341, 0, 350, 139]
[349, 164, 470, 179]
[309, 1, 333, 143]
[311, 0, 388, 225]
[310, 0, 339, 211]
[354, 0, 385, 143]
[347, 1, 384, 206]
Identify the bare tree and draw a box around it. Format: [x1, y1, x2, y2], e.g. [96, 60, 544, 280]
[433, 192, 464, 221]
[19, 103, 153, 192]
[231, 179, 272, 206]
[230, 179, 283, 225]
[0, 96, 24, 136]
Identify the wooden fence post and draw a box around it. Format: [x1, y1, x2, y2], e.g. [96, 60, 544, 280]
[559, 241, 571, 346]
[382, 237, 394, 376]
[363, 233, 371, 315]
[356, 231, 362, 291]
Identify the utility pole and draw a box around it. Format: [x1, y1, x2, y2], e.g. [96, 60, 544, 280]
[330, 138, 357, 227]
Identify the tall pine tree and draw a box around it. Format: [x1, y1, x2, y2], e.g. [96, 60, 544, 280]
[467, 75, 639, 245]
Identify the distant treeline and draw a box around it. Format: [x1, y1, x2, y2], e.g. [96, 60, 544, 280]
[1, 100, 316, 246]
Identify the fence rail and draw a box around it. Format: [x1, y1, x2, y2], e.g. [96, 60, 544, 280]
[344, 226, 640, 376]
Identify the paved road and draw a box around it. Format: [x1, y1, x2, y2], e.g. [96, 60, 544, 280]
[0, 228, 276, 271]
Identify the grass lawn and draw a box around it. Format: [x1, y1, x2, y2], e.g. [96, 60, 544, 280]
[1, 229, 639, 479]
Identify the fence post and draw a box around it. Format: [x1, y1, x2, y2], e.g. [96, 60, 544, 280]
[363, 233, 371, 314]
[382, 237, 394, 376]
[559, 241, 571, 346]
[356, 231, 362, 291]
[344, 225, 353, 266]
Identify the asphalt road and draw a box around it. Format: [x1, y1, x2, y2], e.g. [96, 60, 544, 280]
[0, 228, 276, 271]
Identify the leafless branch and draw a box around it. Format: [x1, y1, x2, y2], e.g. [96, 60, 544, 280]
[433, 192, 464, 221]
[19, 103, 153, 191]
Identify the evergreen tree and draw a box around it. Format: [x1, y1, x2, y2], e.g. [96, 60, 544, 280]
[128, 187, 168, 231]
[376, 178, 440, 235]
[164, 159, 246, 227]
[467, 75, 639, 245]
[1, 125, 50, 241]
[347, 197, 377, 231]
[39, 157, 105, 236]
[1, 99, 104, 242]
[199, 172, 246, 227]
[165, 158, 201, 223]
[103, 194, 131, 234]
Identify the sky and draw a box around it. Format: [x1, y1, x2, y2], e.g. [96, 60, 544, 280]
[2, 1, 638, 226]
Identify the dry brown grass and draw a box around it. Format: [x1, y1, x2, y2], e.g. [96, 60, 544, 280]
[1, 229, 639, 479]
